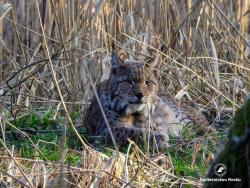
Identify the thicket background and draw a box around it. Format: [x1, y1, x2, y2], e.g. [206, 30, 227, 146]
[0, 0, 250, 187]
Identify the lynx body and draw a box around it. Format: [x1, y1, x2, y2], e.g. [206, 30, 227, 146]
[85, 52, 208, 149]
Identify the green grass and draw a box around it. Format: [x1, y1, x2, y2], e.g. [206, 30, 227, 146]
[2, 109, 214, 178]
[166, 125, 214, 178]
[2, 108, 82, 166]
[169, 149, 207, 177]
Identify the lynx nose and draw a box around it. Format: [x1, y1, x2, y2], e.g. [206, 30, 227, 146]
[135, 93, 144, 100]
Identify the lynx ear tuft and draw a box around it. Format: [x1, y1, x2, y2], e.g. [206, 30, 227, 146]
[111, 52, 123, 68]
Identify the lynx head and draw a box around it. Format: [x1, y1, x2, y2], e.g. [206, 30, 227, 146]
[108, 52, 160, 116]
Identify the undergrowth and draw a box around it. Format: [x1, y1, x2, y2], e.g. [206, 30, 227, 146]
[3, 109, 217, 179]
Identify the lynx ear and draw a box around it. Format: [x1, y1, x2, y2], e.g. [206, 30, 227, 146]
[111, 52, 123, 68]
[146, 53, 161, 72]
[149, 53, 161, 69]
[147, 44, 165, 69]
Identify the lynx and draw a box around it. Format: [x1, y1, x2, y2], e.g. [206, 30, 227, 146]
[84, 51, 209, 149]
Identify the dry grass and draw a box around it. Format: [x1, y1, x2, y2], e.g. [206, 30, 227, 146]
[0, 0, 250, 187]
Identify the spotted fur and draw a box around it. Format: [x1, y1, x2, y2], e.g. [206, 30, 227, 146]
[84, 52, 209, 149]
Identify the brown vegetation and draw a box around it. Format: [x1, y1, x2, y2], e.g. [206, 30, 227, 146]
[0, 0, 249, 187]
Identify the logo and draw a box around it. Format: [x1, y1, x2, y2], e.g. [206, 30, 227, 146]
[214, 163, 227, 177]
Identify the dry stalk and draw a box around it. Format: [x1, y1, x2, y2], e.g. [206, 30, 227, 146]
[33, 0, 88, 149]
[0, 138, 33, 187]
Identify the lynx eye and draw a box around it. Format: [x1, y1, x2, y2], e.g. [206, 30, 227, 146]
[145, 80, 153, 86]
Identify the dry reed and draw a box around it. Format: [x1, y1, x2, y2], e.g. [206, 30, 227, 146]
[0, 0, 249, 187]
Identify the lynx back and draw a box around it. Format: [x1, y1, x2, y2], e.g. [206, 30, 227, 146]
[84, 51, 209, 149]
